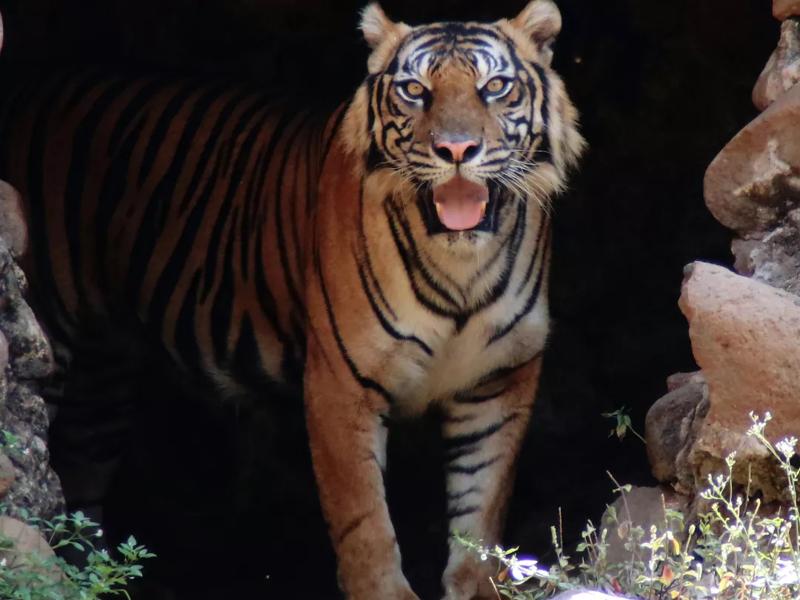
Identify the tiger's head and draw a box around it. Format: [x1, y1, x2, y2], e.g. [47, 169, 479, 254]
[342, 0, 584, 250]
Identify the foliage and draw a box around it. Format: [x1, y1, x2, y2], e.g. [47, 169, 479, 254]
[602, 406, 646, 444]
[0, 508, 155, 599]
[458, 413, 800, 599]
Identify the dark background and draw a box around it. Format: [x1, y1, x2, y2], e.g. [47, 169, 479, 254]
[0, 1, 778, 598]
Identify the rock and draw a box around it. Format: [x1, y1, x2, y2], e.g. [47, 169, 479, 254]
[775, 0, 800, 21]
[665, 370, 703, 392]
[753, 19, 800, 111]
[601, 486, 689, 567]
[704, 84, 800, 236]
[0, 245, 53, 380]
[645, 374, 708, 489]
[0, 181, 28, 257]
[0, 516, 55, 563]
[0, 451, 14, 497]
[679, 262, 800, 500]
[0, 328, 8, 373]
[0, 234, 63, 520]
[731, 208, 800, 295]
[0, 516, 63, 583]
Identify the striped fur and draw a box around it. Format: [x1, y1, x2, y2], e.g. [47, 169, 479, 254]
[0, 2, 583, 599]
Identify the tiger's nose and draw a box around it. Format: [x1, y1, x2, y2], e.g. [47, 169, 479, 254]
[432, 138, 482, 163]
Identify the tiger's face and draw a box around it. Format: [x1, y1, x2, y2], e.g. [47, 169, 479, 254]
[344, 0, 583, 247]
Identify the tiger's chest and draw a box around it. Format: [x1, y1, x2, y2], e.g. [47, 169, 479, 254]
[367, 288, 550, 416]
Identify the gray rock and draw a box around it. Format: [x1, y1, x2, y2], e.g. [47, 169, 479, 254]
[0, 222, 64, 520]
[732, 207, 800, 296]
[645, 373, 708, 489]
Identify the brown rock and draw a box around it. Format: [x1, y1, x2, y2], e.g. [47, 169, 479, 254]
[0, 180, 28, 257]
[753, 19, 800, 111]
[680, 262, 800, 500]
[0, 516, 56, 567]
[704, 84, 800, 235]
[775, 0, 800, 20]
[0, 451, 14, 497]
[645, 374, 708, 488]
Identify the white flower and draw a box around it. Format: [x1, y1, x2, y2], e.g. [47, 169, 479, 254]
[776, 437, 798, 460]
[509, 557, 543, 581]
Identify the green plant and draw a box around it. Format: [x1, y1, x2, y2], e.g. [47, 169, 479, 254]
[0, 508, 155, 600]
[458, 412, 800, 599]
[602, 407, 646, 444]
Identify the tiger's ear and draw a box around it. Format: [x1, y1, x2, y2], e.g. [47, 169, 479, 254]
[510, 0, 562, 65]
[360, 4, 410, 72]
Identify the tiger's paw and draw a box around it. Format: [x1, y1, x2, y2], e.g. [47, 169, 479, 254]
[441, 556, 497, 600]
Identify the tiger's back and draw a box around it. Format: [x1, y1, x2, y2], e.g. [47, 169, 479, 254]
[0, 72, 338, 393]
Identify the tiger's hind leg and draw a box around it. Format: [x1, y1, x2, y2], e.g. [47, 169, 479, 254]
[47, 324, 151, 527]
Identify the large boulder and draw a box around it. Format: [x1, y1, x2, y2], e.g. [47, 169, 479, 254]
[752, 18, 800, 111]
[677, 261, 800, 500]
[774, 0, 800, 21]
[704, 84, 800, 237]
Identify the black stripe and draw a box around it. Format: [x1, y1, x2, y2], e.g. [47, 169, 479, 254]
[445, 445, 481, 462]
[446, 505, 480, 520]
[452, 390, 506, 404]
[137, 81, 199, 185]
[64, 78, 129, 310]
[210, 205, 239, 364]
[516, 214, 547, 295]
[356, 258, 433, 356]
[487, 228, 550, 345]
[273, 112, 314, 322]
[444, 415, 516, 451]
[26, 72, 85, 337]
[335, 509, 377, 546]
[179, 90, 256, 214]
[314, 247, 394, 405]
[107, 77, 165, 152]
[96, 115, 148, 296]
[384, 198, 464, 315]
[173, 269, 203, 371]
[446, 456, 501, 475]
[148, 140, 225, 343]
[446, 485, 480, 501]
[200, 101, 273, 301]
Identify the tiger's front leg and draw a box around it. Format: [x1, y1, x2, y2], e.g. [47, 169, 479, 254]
[440, 356, 543, 600]
[304, 339, 419, 600]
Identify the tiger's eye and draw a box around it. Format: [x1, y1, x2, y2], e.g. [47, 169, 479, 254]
[485, 77, 507, 94]
[405, 81, 425, 97]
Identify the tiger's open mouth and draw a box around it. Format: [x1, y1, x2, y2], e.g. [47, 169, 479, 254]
[417, 178, 503, 234]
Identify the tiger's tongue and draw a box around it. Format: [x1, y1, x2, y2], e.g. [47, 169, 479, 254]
[432, 176, 489, 231]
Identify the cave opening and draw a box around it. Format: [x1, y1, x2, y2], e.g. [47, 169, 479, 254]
[0, 1, 778, 598]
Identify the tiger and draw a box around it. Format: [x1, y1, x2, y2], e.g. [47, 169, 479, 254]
[0, 1, 583, 598]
